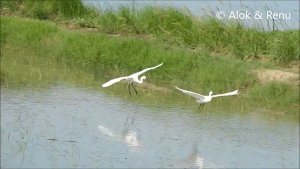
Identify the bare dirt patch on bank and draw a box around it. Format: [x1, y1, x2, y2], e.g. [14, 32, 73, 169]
[254, 69, 299, 86]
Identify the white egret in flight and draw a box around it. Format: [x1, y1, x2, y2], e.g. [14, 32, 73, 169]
[101, 63, 163, 95]
[174, 86, 239, 108]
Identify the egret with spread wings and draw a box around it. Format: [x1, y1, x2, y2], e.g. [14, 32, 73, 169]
[174, 86, 239, 108]
[101, 63, 163, 95]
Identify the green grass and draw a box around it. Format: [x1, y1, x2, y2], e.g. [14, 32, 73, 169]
[0, 17, 95, 87]
[1, 0, 299, 62]
[0, 16, 253, 90]
[0, 0, 89, 19]
[1, 16, 299, 114]
[249, 83, 299, 108]
[268, 31, 300, 62]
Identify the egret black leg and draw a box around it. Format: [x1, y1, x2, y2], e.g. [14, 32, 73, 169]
[201, 103, 205, 108]
[128, 83, 131, 95]
[198, 103, 205, 109]
[131, 83, 138, 95]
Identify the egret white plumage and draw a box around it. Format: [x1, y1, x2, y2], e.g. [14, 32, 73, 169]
[101, 63, 163, 95]
[174, 86, 239, 108]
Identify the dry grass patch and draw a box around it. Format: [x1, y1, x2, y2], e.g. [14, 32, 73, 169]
[254, 69, 299, 86]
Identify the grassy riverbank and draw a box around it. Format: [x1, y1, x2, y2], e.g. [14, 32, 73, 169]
[0, 1, 299, 113]
[1, 0, 299, 62]
[1, 16, 299, 112]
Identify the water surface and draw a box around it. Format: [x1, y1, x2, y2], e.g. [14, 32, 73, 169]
[1, 84, 299, 168]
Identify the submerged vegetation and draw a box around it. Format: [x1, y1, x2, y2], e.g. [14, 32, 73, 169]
[0, 0, 299, 112]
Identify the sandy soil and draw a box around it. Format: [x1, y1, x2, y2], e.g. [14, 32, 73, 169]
[254, 69, 299, 86]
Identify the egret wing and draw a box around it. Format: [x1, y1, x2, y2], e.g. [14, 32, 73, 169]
[130, 63, 163, 77]
[101, 76, 128, 87]
[212, 90, 239, 98]
[174, 86, 205, 99]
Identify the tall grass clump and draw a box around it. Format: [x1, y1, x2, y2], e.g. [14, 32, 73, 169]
[268, 30, 300, 62]
[92, 6, 137, 34]
[135, 6, 200, 47]
[194, 18, 271, 59]
[88, 5, 200, 47]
